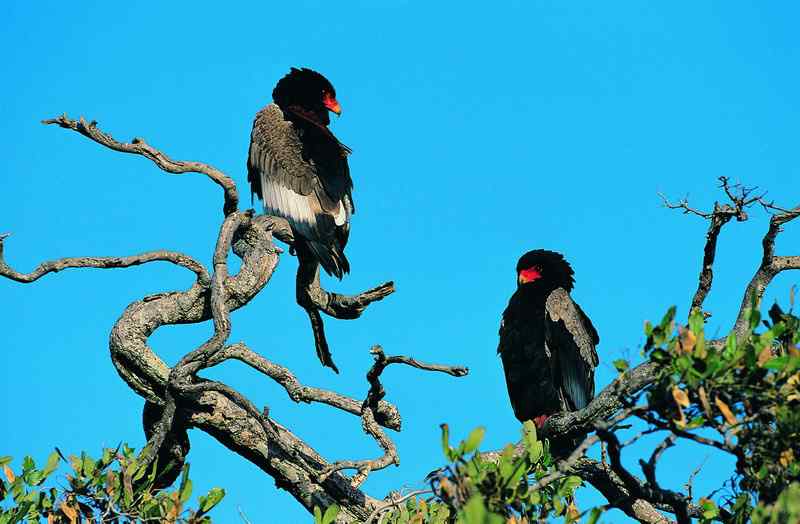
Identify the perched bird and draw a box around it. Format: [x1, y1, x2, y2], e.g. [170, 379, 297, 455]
[247, 67, 354, 279]
[497, 250, 599, 428]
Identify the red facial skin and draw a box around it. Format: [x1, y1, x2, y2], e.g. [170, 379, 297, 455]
[518, 266, 543, 284]
[533, 415, 549, 428]
[322, 92, 342, 115]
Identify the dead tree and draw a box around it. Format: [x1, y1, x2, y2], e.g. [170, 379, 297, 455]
[3, 116, 798, 523]
[1, 115, 468, 523]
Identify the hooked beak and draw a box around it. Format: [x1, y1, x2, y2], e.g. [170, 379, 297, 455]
[323, 94, 342, 116]
[518, 267, 542, 285]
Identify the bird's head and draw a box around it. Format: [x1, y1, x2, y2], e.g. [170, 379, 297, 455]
[272, 67, 342, 119]
[515, 249, 575, 291]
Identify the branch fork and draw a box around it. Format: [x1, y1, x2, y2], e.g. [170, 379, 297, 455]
[2, 114, 470, 522]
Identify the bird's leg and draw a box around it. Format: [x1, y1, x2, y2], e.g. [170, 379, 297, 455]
[295, 248, 339, 373]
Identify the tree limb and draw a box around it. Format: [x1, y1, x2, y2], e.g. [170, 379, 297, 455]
[42, 114, 238, 215]
[541, 361, 659, 442]
[322, 346, 468, 487]
[731, 203, 800, 339]
[0, 236, 209, 285]
[6, 114, 472, 523]
[206, 342, 402, 431]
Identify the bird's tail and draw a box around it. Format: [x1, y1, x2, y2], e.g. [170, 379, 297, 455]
[305, 239, 350, 280]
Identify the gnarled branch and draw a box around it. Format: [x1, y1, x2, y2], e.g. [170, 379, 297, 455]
[4, 114, 469, 523]
[732, 204, 800, 339]
[43, 114, 238, 216]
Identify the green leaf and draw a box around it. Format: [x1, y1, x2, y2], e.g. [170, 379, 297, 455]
[26, 471, 44, 486]
[460, 495, 487, 523]
[41, 452, 59, 478]
[522, 421, 544, 464]
[462, 427, 485, 454]
[686, 416, 706, 429]
[689, 309, 705, 335]
[440, 424, 452, 461]
[0, 457, 11, 467]
[321, 504, 340, 524]
[661, 306, 677, 329]
[700, 498, 719, 519]
[199, 487, 225, 514]
[587, 507, 604, 524]
[313, 505, 323, 524]
[557, 475, 582, 497]
[612, 359, 629, 372]
[724, 332, 737, 359]
[21, 457, 34, 474]
[764, 356, 790, 370]
[179, 464, 192, 503]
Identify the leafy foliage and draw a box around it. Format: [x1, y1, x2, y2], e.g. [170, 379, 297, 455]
[382, 423, 584, 523]
[0, 445, 224, 523]
[640, 302, 800, 519]
[313, 503, 340, 524]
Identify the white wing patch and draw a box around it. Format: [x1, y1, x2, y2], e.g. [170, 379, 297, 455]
[333, 200, 347, 226]
[259, 173, 317, 239]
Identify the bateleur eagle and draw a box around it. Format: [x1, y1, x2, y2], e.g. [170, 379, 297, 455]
[497, 250, 600, 428]
[247, 67, 354, 279]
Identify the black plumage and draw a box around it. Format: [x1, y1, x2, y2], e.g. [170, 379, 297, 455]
[247, 67, 354, 278]
[497, 250, 599, 427]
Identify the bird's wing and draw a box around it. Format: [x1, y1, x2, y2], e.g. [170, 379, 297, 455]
[497, 293, 559, 422]
[497, 305, 534, 421]
[545, 288, 599, 411]
[247, 104, 353, 277]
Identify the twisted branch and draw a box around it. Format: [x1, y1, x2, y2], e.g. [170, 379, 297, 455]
[322, 346, 468, 487]
[42, 114, 238, 215]
[0, 237, 209, 285]
[206, 342, 402, 431]
[732, 204, 800, 339]
[596, 428, 691, 524]
[5, 114, 471, 522]
[661, 177, 800, 325]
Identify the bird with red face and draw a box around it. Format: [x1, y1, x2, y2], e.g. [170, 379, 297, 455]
[497, 250, 599, 428]
[247, 67, 353, 279]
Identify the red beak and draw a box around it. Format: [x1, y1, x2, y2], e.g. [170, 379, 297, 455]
[323, 93, 342, 115]
[518, 267, 542, 285]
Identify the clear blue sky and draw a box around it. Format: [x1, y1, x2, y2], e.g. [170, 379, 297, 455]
[2, 2, 799, 522]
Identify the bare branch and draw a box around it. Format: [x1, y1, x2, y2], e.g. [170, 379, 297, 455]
[639, 433, 677, 489]
[634, 411, 734, 456]
[320, 406, 399, 488]
[365, 490, 432, 524]
[140, 211, 259, 470]
[207, 342, 402, 431]
[366, 345, 469, 383]
[658, 192, 712, 218]
[42, 114, 238, 215]
[732, 203, 800, 339]
[659, 177, 800, 317]
[10, 115, 459, 521]
[596, 427, 691, 524]
[173, 211, 247, 376]
[322, 346, 468, 487]
[541, 361, 659, 442]
[0, 235, 209, 285]
[683, 457, 708, 501]
[689, 203, 735, 314]
[574, 458, 678, 524]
